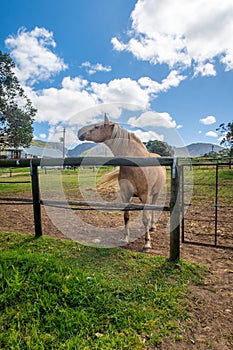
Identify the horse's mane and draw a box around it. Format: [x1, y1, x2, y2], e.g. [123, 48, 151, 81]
[111, 123, 147, 153]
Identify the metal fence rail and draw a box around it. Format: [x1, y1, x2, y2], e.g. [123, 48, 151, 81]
[0, 156, 180, 261]
[181, 162, 233, 249]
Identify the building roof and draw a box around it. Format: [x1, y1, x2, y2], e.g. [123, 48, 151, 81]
[22, 146, 63, 158]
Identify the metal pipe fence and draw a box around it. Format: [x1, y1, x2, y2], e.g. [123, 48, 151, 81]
[0, 157, 180, 261]
[181, 162, 233, 249]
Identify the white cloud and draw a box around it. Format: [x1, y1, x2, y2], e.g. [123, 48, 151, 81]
[200, 115, 216, 125]
[47, 124, 78, 147]
[128, 111, 177, 128]
[138, 70, 186, 93]
[5, 25, 183, 129]
[194, 62, 216, 77]
[81, 61, 112, 75]
[26, 76, 149, 125]
[112, 0, 233, 76]
[39, 133, 47, 139]
[24, 72, 183, 126]
[134, 129, 164, 142]
[5, 27, 67, 85]
[26, 77, 98, 124]
[221, 50, 233, 71]
[4, 25, 187, 129]
[62, 76, 89, 90]
[205, 131, 218, 137]
[91, 78, 150, 108]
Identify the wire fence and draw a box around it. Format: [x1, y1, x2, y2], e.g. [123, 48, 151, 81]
[181, 162, 233, 249]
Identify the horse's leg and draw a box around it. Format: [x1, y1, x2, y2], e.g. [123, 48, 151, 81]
[123, 210, 130, 243]
[119, 179, 133, 244]
[140, 194, 152, 251]
[143, 209, 152, 251]
[150, 193, 159, 232]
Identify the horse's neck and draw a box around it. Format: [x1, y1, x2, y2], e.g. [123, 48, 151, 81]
[104, 126, 149, 156]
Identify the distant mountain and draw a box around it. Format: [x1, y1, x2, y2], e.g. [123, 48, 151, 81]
[32, 140, 224, 158]
[67, 142, 113, 157]
[67, 143, 95, 157]
[68, 142, 224, 158]
[32, 140, 64, 152]
[174, 143, 224, 157]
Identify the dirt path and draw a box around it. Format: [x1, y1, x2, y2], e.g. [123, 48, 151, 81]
[0, 203, 232, 349]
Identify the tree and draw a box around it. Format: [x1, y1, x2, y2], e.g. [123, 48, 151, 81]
[144, 140, 174, 156]
[216, 122, 233, 157]
[0, 50, 37, 150]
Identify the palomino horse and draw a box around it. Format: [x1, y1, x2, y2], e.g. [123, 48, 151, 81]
[78, 114, 166, 251]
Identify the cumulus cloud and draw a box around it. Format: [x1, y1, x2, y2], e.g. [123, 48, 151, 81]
[176, 125, 183, 129]
[39, 133, 47, 139]
[26, 76, 150, 125]
[5, 27, 67, 85]
[91, 78, 150, 108]
[26, 77, 98, 124]
[81, 61, 112, 75]
[5, 25, 183, 129]
[128, 111, 177, 128]
[134, 129, 164, 142]
[205, 131, 218, 137]
[193, 62, 216, 77]
[112, 0, 233, 76]
[24, 72, 183, 126]
[48, 124, 78, 146]
[138, 70, 186, 94]
[200, 115, 217, 125]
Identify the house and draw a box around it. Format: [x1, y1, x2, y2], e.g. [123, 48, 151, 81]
[0, 146, 63, 159]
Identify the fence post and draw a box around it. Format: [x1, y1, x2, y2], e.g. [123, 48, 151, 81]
[30, 162, 42, 238]
[169, 158, 180, 261]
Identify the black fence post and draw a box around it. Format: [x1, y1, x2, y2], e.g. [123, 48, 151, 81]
[30, 162, 42, 238]
[169, 159, 180, 261]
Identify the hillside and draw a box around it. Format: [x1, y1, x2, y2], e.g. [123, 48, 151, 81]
[67, 142, 95, 157]
[174, 143, 224, 157]
[68, 142, 224, 158]
[32, 139, 64, 152]
[31, 140, 224, 158]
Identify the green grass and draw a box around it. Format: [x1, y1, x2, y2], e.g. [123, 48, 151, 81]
[0, 166, 114, 196]
[188, 165, 233, 204]
[0, 232, 206, 350]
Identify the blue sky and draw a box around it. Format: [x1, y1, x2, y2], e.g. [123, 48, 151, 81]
[1, 0, 233, 148]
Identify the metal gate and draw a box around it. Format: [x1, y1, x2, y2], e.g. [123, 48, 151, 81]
[181, 161, 233, 249]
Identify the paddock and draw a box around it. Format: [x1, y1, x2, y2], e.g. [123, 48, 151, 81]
[1, 158, 232, 349]
[0, 157, 232, 258]
[0, 156, 180, 259]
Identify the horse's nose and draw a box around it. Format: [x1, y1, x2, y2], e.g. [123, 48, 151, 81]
[78, 130, 85, 141]
[78, 134, 85, 141]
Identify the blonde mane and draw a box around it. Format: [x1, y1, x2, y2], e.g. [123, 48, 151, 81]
[111, 123, 147, 154]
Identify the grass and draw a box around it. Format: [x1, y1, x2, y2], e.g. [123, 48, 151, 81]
[0, 164, 231, 198]
[183, 165, 233, 204]
[0, 232, 206, 350]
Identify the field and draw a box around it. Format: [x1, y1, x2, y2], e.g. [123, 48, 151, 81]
[0, 232, 205, 349]
[0, 164, 232, 349]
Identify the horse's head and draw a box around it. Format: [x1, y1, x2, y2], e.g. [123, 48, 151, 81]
[78, 114, 115, 143]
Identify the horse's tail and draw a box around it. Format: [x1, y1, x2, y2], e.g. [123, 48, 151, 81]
[97, 168, 119, 191]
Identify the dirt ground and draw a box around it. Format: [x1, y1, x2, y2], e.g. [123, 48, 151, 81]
[0, 202, 232, 350]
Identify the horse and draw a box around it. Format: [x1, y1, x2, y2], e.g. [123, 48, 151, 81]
[78, 114, 166, 251]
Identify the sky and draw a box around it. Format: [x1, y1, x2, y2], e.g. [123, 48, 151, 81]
[1, 0, 233, 149]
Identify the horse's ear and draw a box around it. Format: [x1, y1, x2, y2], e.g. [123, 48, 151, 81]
[104, 113, 110, 124]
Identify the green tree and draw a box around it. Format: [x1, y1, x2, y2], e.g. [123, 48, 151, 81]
[216, 122, 233, 157]
[0, 50, 36, 150]
[144, 140, 174, 156]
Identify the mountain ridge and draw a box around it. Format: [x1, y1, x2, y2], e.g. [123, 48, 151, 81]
[32, 140, 224, 157]
[68, 141, 224, 157]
